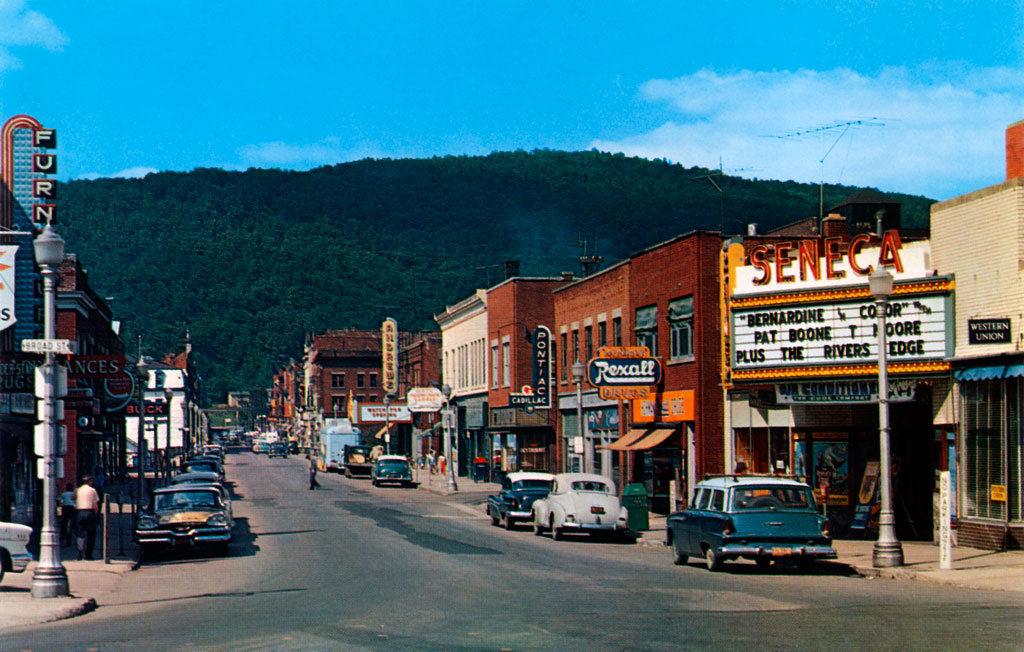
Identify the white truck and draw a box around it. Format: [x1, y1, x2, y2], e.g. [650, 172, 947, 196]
[320, 419, 361, 473]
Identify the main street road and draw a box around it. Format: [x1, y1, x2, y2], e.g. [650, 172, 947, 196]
[7, 452, 1024, 651]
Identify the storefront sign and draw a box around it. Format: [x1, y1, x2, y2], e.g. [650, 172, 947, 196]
[968, 318, 1011, 344]
[0, 246, 16, 331]
[406, 386, 444, 412]
[632, 389, 695, 423]
[359, 402, 412, 423]
[732, 294, 949, 370]
[509, 326, 553, 408]
[776, 380, 916, 404]
[381, 318, 398, 394]
[588, 346, 660, 401]
[991, 484, 1007, 502]
[125, 400, 169, 417]
[586, 407, 619, 430]
[731, 232, 933, 295]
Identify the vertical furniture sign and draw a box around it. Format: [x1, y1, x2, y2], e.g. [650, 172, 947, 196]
[381, 318, 398, 394]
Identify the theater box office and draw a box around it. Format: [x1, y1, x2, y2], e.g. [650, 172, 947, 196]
[724, 233, 954, 538]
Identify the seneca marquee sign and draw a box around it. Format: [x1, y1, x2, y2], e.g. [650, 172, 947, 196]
[727, 231, 954, 381]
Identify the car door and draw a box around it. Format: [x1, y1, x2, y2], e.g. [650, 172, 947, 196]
[672, 488, 705, 556]
[696, 489, 726, 551]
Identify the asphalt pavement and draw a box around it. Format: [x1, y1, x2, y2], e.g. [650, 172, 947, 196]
[4, 462, 1024, 634]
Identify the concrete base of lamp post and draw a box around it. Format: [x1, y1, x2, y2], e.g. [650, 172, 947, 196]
[30, 564, 70, 598]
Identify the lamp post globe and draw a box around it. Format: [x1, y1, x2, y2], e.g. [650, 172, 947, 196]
[33, 224, 65, 268]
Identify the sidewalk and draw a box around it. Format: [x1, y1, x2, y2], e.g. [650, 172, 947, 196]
[634, 514, 1024, 593]
[0, 496, 140, 633]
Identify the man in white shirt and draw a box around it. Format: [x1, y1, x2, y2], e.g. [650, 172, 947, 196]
[74, 476, 100, 560]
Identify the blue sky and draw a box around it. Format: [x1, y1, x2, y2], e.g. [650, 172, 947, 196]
[2, 0, 1023, 200]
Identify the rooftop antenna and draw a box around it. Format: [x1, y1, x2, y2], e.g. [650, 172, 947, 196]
[691, 158, 760, 233]
[769, 118, 886, 230]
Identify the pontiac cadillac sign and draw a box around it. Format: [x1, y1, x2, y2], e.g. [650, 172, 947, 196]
[509, 326, 553, 408]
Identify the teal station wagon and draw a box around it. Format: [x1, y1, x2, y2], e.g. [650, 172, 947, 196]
[666, 476, 836, 571]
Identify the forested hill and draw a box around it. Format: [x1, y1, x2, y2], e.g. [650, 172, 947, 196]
[54, 150, 935, 404]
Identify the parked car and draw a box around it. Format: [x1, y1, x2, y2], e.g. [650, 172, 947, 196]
[182, 459, 224, 483]
[0, 521, 32, 583]
[253, 441, 271, 455]
[135, 486, 233, 557]
[532, 473, 628, 540]
[487, 471, 555, 530]
[267, 442, 288, 458]
[169, 471, 221, 486]
[666, 475, 836, 572]
[371, 455, 413, 487]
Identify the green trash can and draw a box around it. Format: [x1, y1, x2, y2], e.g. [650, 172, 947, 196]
[622, 483, 649, 531]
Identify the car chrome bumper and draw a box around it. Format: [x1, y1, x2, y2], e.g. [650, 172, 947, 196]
[508, 510, 533, 520]
[561, 521, 627, 531]
[137, 528, 232, 545]
[720, 543, 837, 559]
[10, 552, 32, 572]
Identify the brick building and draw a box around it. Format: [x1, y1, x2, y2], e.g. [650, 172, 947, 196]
[486, 277, 570, 474]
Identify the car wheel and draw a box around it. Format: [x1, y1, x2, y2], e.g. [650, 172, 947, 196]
[672, 540, 688, 566]
[372, 479, 378, 487]
[533, 517, 544, 536]
[489, 509, 500, 526]
[755, 557, 771, 569]
[504, 516, 515, 531]
[551, 518, 562, 541]
[704, 546, 722, 572]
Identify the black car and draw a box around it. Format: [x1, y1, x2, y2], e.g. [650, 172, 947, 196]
[268, 442, 288, 458]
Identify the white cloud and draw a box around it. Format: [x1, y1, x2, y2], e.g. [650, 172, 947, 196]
[237, 138, 387, 169]
[76, 166, 158, 181]
[591, 67, 1024, 199]
[0, 0, 66, 72]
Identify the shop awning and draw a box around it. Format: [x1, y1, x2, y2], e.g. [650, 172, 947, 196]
[626, 427, 680, 451]
[374, 424, 389, 439]
[601, 429, 650, 451]
[954, 365, 1021, 381]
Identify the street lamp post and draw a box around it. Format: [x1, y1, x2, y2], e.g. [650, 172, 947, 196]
[164, 387, 174, 480]
[384, 393, 392, 455]
[870, 266, 904, 568]
[572, 359, 585, 474]
[30, 224, 69, 598]
[441, 384, 458, 493]
[134, 357, 148, 523]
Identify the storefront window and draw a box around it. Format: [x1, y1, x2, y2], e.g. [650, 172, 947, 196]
[963, 380, 1006, 520]
[734, 427, 790, 475]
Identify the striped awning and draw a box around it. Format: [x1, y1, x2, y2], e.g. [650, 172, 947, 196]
[601, 429, 650, 451]
[954, 365, 1024, 381]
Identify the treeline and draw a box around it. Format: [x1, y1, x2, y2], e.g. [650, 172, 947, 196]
[54, 150, 934, 403]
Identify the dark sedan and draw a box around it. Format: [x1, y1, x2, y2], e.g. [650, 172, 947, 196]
[135, 486, 233, 557]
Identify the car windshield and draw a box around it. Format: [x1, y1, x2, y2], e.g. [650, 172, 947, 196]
[731, 486, 815, 511]
[513, 479, 553, 491]
[570, 480, 609, 493]
[154, 491, 220, 510]
[188, 462, 217, 473]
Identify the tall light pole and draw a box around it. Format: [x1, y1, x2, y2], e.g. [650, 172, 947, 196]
[164, 387, 174, 480]
[870, 266, 904, 568]
[30, 224, 69, 598]
[441, 384, 458, 493]
[134, 357, 148, 523]
[384, 393, 392, 455]
[572, 359, 585, 474]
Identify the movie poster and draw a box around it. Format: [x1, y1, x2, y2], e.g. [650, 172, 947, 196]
[813, 440, 850, 506]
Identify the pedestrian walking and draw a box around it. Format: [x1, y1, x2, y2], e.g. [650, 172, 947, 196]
[438, 452, 447, 476]
[58, 483, 75, 546]
[309, 457, 320, 490]
[427, 450, 436, 475]
[74, 476, 100, 560]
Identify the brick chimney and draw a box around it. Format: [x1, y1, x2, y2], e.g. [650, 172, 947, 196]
[1007, 119, 1024, 180]
[822, 212, 846, 238]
